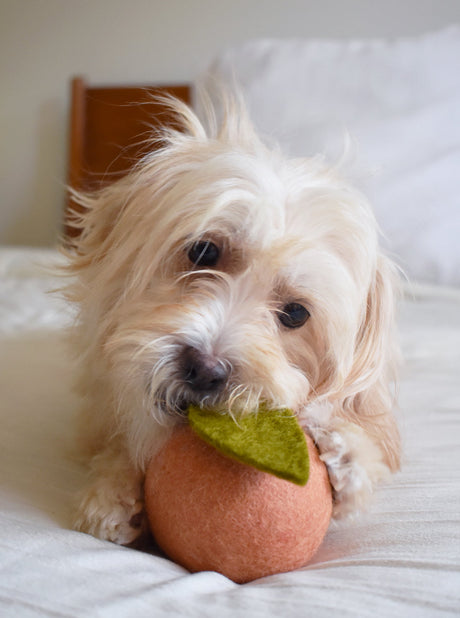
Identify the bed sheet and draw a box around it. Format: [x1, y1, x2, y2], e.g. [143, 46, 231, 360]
[0, 247, 459, 617]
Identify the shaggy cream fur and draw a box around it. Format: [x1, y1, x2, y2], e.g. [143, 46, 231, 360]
[65, 91, 400, 544]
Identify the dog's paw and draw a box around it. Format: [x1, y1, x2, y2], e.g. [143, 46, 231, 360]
[312, 420, 390, 519]
[74, 475, 147, 545]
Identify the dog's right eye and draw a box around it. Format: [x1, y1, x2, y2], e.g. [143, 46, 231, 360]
[278, 303, 310, 329]
[187, 241, 220, 267]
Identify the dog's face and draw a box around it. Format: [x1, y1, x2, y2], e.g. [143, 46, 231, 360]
[70, 95, 396, 464]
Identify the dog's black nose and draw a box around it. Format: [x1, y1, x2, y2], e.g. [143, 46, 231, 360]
[181, 346, 228, 394]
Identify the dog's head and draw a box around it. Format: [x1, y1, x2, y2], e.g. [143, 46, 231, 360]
[68, 93, 399, 468]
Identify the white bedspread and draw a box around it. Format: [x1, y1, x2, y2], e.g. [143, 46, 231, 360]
[1, 247, 459, 617]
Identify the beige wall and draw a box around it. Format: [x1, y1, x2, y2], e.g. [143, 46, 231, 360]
[1, 0, 459, 246]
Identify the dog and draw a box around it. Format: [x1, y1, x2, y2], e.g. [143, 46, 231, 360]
[66, 91, 400, 545]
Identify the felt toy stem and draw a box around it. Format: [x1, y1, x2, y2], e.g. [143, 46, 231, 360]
[187, 404, 310, 486]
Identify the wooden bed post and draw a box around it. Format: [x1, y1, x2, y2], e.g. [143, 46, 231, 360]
[64, 76, 87, 241]
[63, 78, 191, 243]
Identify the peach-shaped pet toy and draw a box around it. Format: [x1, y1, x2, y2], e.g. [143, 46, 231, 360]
[145, 406, 332, 583]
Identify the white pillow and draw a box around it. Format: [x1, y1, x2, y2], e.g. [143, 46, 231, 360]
[199, 27, 460, 287]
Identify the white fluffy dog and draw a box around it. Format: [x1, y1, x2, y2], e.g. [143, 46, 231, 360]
[66, 92, 400, 545]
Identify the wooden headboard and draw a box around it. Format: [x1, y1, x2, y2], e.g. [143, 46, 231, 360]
[65, 77, 191, 240]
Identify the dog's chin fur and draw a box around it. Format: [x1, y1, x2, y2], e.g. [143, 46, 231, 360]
[65, 92, 401, 544]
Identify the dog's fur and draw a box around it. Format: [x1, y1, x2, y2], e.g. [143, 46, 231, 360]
[66, 92, 400, 545]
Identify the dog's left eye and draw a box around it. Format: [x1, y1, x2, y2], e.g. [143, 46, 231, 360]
[278, 303, 310, 329]
[187, 241, 220, 267]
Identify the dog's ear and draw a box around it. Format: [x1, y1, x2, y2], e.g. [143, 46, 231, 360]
[67, 181, 130, 263]
[63, 179, 142, 316]
[340, 255, 401, 471]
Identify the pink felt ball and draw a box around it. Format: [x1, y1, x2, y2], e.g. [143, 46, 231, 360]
[145, 426, 332, 584]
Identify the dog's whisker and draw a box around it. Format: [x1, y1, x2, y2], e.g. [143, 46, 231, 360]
[226, 383, 246, 410]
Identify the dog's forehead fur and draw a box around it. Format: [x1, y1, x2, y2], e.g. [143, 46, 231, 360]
[120, 134, 377, 304]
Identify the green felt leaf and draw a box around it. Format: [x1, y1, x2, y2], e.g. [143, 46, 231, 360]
[188, 404, 309, 486]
